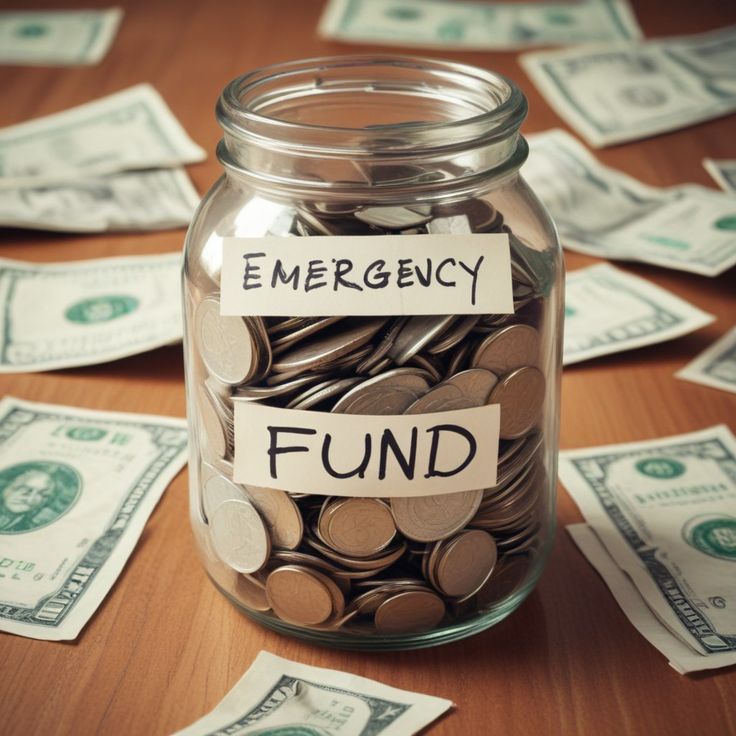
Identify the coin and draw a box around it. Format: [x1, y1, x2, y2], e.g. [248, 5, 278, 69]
[445, 368, 498, 405]
[489, 366, 546, 439]
[209, 498, 271, 574]
[195, 297, 263, 385]
[197, 385, 228, 460]
[388, 315, 456, 365]
[287, 377, 363, 410]
[427, 316, 480, 354]
[374, 589, 446, 634]
[332, 369, 431, 414]
[324, 498, 396, 558]
[390, 489, 483, 542]
[434, 529, 497, 598]
[266, 565, 335, 626]
[233, 574, 271, 612]
[404, 382, 476, 413]
[202, 472, 245, 522]
[471, 324, 540, 375]
[243, 486, 303, 550]
[270, 316, 344, 354]
[354, 205, 432, 229]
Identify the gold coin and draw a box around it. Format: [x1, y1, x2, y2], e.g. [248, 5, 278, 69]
[435, 530, 497, 598]
[324, 498, 396, 558]
[265, 565, 335, 626]
[233, 574, 271, 612]
[489, 366, 546, 440]
[390, 489, 483, 542]
[374, 590, 446, 634]
[471, 324, 540, 375]
[244, 486, 303, 550]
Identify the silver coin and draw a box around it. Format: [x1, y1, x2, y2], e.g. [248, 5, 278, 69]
[404, 383, 476, 414]
[289, 377, 363, 410]
[209, 498, 271, 574]
[354, 205, 432, 229]
[427, 315, 480, 355]
[444, 368, 498, 405]
[471, 324, 540, 376]
[271, 316, 345, 355]
[489, 366, 546, 440]
[332, 369, 431, 415]
[388, 315, 456, 365]
[197, 385, 228, 460]
[202, 473, 245, 522]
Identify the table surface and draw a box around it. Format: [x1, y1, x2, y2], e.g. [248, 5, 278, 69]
[1, 0, 735, 734]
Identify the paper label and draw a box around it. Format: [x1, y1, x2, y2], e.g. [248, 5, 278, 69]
[232, 401, 499, 496]
[220, 234, 513, 316]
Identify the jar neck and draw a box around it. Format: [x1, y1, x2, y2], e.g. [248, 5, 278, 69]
[216, 56, 528, 200]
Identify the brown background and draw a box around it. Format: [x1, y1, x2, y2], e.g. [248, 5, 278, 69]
[1, 1, 735, 734]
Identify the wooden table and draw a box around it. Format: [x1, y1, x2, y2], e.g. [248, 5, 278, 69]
[1, 1, 735, 734]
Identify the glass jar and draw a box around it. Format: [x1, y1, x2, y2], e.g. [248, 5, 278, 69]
[183, 56, 563, 650]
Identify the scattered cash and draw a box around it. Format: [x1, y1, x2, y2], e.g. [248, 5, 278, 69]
[703, 159, 736, 193]
[677, 327, 736, 395]
[0, 8, 122, 66]
[520, 25, 736, 147]
[559, 426, 736, 673]
[568, 524, 736, 674]
[564, 263, 714, 365]
[0, 253, 182, 372]
[318, 0, 642, 49]
[0, 84, 206, 189]
[173, 650, 452, 735]
[0, 396, 187, 640]
[0, 168, 199, 232]
[524, 129, 736, 276]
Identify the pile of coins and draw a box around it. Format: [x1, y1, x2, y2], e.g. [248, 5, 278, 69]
[191, 196, 550, 636]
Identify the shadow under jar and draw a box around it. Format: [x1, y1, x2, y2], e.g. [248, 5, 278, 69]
[183, 56, 563, 650]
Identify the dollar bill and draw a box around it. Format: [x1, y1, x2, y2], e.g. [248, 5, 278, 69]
[0, 253, 182, 372]
[173, 650, 453, 735]
[524, 129, 736, 276]
[0, 168, 199, 232]
[703, 158, 736, 193]
[559, 426, 736, 671]
[564, 263, 714, 365]
[0, 396, 187, 640]
[567, 524, 736, 673]
[0, 84, 206, 189]
[0, 8, 122, 66]
[318, 0, 642, 49]
[520, 25, 736, 147]
[677, 327, 736, 395]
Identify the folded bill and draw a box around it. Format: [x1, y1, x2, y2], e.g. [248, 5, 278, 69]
[0, 84, 206, 189]
[564, 263, 714, 365]
[0, 253, 182, 372]
[318, 0, 641, 49]
[677, 326, 736, 395]
[0, 8, 122, 66]
[0, 396, 187, 640]
[559, 426, 736, 672]
[568, 524, 736, 674]
[172, 650, 453, 735]
[524, 129, 736, 276]
[520, 25, 736, 147]
[703, 159, 736, 194]
[0, 168, 199, 232]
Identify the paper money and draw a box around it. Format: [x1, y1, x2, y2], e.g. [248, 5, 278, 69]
[677, 327, 736, 395]
[173, 650, 452, 735]
[568, 524, 735, 674]
[564, 263, 714, 365]
[524, 129, 736, 276]
[0, 84, 206, 189]
[520, 25, 736, 147]
[0, 168, 199, 232]
[703, 159, 736, 193]
[318, 0, 642, 49]
[0, 396, 187, 640]
[0, 8, 122, 65]
[559, 426, 736, 673]
[0, 253, 182, 372]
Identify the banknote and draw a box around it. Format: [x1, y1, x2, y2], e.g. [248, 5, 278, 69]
[0, 84, 206, 189]
[568, 524, 736, 674]
[0, 253, 182, 372]
[677, 327, 736, 395]
[0, 168, 199, 232]
[318, 0, 642, 49]
[0, 8, 122, 65]
[559, 426, 736, 670]
[563, 263, 714, 365]
[173, 650, 453, 735]
[0, 396, 187, 640]
[524, 129, 736, 276]
[703, 158, 736, 193]
[520, 25, 736, 147]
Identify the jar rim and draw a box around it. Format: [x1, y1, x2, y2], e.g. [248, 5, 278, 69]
[216, 55, 527, 155]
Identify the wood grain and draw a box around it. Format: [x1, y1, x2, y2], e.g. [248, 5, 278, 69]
[0, 1, 735, 734]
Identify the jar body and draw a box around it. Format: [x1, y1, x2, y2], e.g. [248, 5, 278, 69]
[183, 58, 563, 649]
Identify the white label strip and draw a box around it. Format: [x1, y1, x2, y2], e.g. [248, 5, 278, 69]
[233, 402, 500, 496]
[220, 234, 513, 316]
